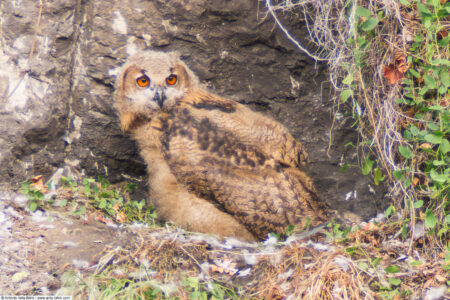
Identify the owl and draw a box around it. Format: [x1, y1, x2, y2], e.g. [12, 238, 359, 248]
[114, 50, 329, 241]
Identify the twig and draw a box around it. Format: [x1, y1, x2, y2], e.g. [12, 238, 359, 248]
[265, 0, 327, 62]
[5, 0, 44, 100]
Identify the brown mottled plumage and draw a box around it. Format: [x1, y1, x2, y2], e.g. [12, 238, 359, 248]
[114, 50, 329, 241]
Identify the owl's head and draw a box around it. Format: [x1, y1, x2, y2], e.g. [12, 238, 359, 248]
[114, 50, 199, 131]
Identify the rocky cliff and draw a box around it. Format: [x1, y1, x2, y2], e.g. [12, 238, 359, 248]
[0, 0, 386, 218]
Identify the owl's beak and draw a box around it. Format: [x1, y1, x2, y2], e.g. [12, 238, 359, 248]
[153, 87, 166, 108]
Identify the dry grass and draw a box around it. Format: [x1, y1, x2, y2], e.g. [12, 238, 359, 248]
[265, 0, 449, 255]
[58, 223, 447, 299]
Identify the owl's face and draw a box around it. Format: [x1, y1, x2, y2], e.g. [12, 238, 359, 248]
[116, 51, 197, 119]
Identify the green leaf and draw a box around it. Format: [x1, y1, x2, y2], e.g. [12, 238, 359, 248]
[433, 160, 446, 166]
[425, 210, 437, 229]
[411, 260, 422, 266]
[431, 59, 450, 67]
[438, 227, 448, 236]
[60, 199, 67, 207]
[340, 90, 353, 103]
[438, 85, 448, 94]
[362, 157, 374, 175]
[384, 205, 395, 218]
[393, 170, 403, 180]
[402, 222, 408, 238]
[361, 17, 379, 31]
[340, 163, 349, 173]
[99, 198, 107, 209]
[29, 201, 37, 212]
[438, 35, 450, 47]
[372, 257, 382, 266]
[399, 0, 410, 5]
[355, 6, 372, 18]
[389, 277, 402, 286]
[440, 139, 450, 154]
[410, 125, 419, 136]
[424, 74, 437, 89]
[374, 168, 385, 185]
[343, 73, 354, 85]
[409, 68, 421, 78]
[417, 3, 432, 16]
[430, 169, 448, 184]
[414, 200, 424, 208]
[358, 262, 369, 271]
[385, 265, 400, 273]
[440, 67, 450, 87]
[424, 133, 442, 144]
[398, 145, 412, 159]
[428, 105, 444, 111]
[445, 214, 450, 224]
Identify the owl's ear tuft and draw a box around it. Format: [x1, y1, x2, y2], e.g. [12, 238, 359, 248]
[173, 60, 199, 89]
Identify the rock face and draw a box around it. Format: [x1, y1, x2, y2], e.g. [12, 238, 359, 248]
[0, 0, 386, 219]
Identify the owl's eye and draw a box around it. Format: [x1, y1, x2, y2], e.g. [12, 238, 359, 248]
[136, 75, 150, 87]
[166, 74, 177, 85]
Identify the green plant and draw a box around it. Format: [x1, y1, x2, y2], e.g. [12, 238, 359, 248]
[336, 0, 449, 249]
[182, 277, 237, 300]
[21, 180, 47, 212]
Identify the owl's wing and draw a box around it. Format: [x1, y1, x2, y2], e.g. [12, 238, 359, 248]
[180, 91, 309, 168]
[162, 97, 328, 239]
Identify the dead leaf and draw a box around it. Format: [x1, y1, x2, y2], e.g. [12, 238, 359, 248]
[97, 214, 114, 225]
[31, 175, 46, 192]
[113, 203, 121, 211]
[420, 143, 432, 149]
[116, 211, 127, 223]
[384, 65, 405, 84]
[437, 29, 448, 40]
[412, 177, 420, 187]
[210, 264, 225, 274]
[435, 274, 446, 283]
[384, 55, 410, 84]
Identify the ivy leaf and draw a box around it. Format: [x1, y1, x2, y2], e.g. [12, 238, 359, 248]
[414, 200, 423, 209]
[29, 201, 37, 212]
[440, 67, 450, 88]
[410, 125, 419, 136]
[385, 265, 400, 273]
[340, 163, 349, 173]
[343, 73, 354, 85]
[424, 133, 442, 144]
[374, 168, 385, 185]
[356, 6, 372, 18]
[425, 210, 437, 229]
[389, 277, 402, 286]
[361, 18, 379, 31]
[417, 3, 432, 16]
[424, 74, 437, 89]
[411, 260, 422, 266]
[430, 169, 448, 184]
[398, 145, 412, 159]
[384, 205, 395, 218]
[393, 170, 403, 180]
[340, 90, 353, 103]
[362, 157, 374, 175]
[372, 257, 382, 266]
[409, 68, 421, 78]
[439, 138, 450, 154]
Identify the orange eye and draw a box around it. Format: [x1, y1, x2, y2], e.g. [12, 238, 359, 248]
[136, 75, 150, 87]
[166, 74, 177, 85]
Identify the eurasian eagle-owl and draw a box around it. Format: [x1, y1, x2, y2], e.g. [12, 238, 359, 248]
[114, 50, 329, 241]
